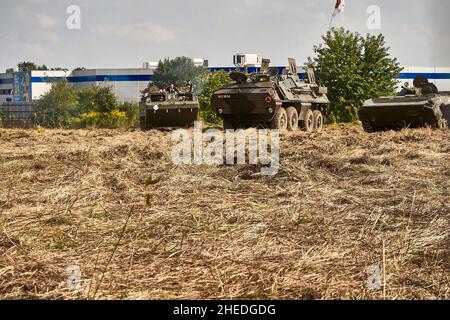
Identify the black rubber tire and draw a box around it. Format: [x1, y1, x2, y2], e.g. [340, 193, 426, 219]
[313, 110, 324, 132]
[362, 121, 375, 133]
[286, 107, 299, 131]
[271, 108, 288, 131]
[300, 109, 315, 133]
[140, 117, 147, 131]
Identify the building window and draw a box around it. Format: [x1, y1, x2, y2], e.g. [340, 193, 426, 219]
[0, 89, 12, 95]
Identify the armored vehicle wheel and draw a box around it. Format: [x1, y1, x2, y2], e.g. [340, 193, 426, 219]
[362, 121, 375, 133]
[313, 110, 323, 132]
[300, 109, 315, 133]
[271, 108, 288, 131]
[140, 117, 147, 131]
[286, 107, 299, 131]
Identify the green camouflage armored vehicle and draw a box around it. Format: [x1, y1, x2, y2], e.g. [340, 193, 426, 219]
[140, 86, 199, 130]
[359, 77, 450, 132]
[211, 58, 330, 132]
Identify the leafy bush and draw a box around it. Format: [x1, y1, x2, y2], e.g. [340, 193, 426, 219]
[307, 28, 402, 123]
[36, 81, 137, 128]
[119, 101, 139, 127]
[35, 80, 79, 128]
[68, 110, 128, 129]
[92, 86, 119, 113]
[198, 71, 232, 124]
[77, 88, 96, 114]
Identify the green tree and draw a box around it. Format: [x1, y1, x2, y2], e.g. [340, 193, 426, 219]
[17, 61, 67, 72]
[77, 86, 118, 113]
[35, 80, 79, 128]
[71, 86, 129, 128]
[77, 87, 97, 114]
[18, 62, 39, 72]
[308, 28, 402, 123]
[91, 86, 119, 113]
[153, 57, 207, 90]
[198, 71, 232, 124]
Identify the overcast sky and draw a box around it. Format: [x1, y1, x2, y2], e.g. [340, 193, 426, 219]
[0, 0, 449, 71]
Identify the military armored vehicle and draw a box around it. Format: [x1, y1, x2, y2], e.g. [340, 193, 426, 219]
[211, 58, 330, 132]
[359, 77, 450, 132]
[140, 87, 199, 130]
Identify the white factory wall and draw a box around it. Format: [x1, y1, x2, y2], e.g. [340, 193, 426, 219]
[1, 68, 153, 104]
[400, 66, 450, 92]
[69, 69, 98, 91]
[31, 70, 70, 100]
[70, 68, 153, 102]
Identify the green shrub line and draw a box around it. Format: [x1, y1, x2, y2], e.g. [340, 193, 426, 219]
[34, 81, 139, 129]
[198, 71, 232, 125]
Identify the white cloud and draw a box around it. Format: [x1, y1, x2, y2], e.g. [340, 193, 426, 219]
[92, 22, 176, 43]
[15, 5, 58, 30]
[16, 41, 50, 57]
[14, 6, 28, 18]
[34, 13, 57, 29]
[42, 31, 60, 44]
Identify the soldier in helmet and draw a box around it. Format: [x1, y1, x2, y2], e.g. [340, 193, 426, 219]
[398, 82, 415, 96]
[166, 83, 179, 94]
[186, 80, 194, 94]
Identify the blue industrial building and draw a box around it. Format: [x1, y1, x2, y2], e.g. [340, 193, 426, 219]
[1, 66, 449, 104]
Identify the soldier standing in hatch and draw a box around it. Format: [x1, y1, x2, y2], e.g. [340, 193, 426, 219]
[166, 83, 179, 94]
[186, 80, 194, 94]
[398, 82, 415, 96]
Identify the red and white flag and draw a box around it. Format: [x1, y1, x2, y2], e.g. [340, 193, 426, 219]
[333, 0, 346, 16]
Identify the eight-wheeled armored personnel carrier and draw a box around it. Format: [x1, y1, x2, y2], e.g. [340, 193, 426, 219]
[359, 77, 450, 132]
[140, 90, 199, 130]
[211, 58, 330, 132]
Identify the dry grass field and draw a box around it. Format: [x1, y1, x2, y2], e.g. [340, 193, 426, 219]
[0, 125, 448, 300]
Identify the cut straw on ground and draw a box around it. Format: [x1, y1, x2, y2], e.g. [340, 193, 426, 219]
[0, 125, 448, 300]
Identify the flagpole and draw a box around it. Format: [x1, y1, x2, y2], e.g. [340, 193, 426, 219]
[328, 13, 335, 30]
[322, 5, 337, 84]
[329, 0, 345, 30]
